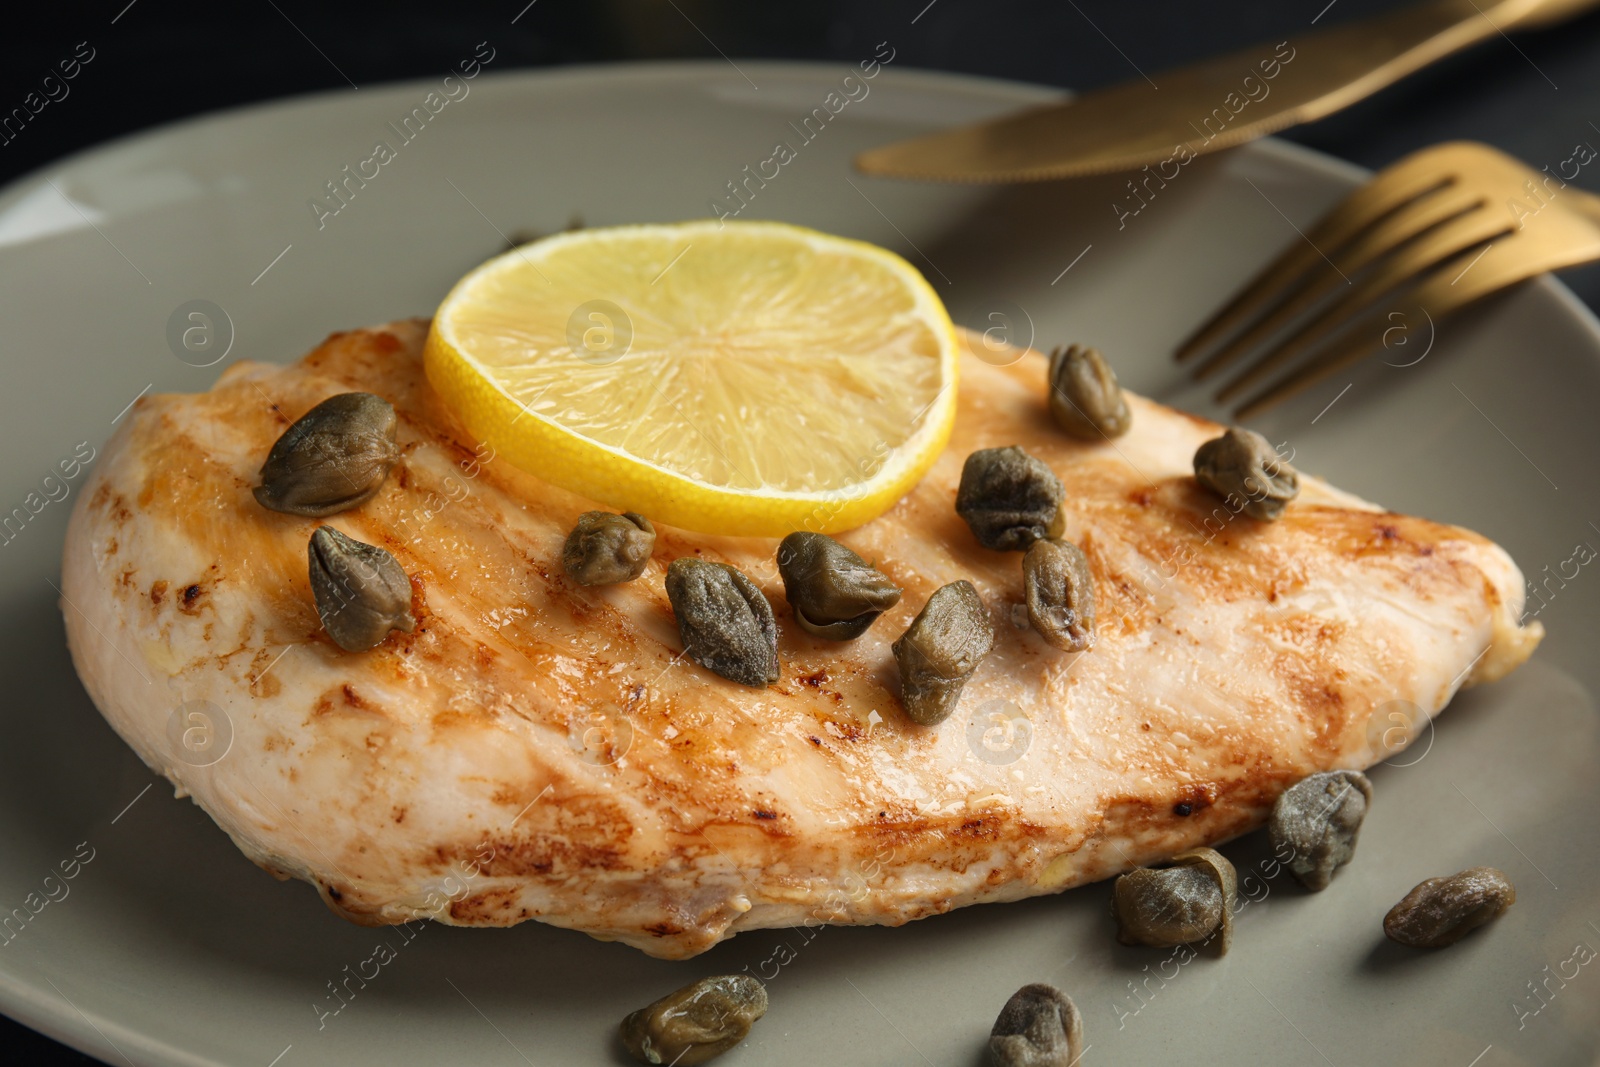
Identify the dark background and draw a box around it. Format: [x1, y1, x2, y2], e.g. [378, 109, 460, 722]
[4, 1, 1599, 1062]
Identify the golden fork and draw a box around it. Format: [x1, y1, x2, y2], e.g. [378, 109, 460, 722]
[1176, 141, 1600, 418]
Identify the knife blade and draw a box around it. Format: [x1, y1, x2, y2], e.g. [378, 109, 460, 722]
[855, 0, 1594, 183]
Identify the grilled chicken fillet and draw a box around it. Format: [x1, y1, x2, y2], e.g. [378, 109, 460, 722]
[60, 320, 1541, 958]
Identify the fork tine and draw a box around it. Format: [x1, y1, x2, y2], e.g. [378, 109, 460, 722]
[1175, 238, 1330, 362]
[1234, 225, 1600, 418]
[1214, 208, 1512, 402]
[1228, 265, 1478, 419]
[1175, 162, 1460, 362]
[1189, 189, 1484, 380]
[1189, 268, 1347, 379]
[1231, 306, 1421, 420]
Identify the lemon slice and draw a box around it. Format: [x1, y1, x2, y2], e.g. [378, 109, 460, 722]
[424, 220, 958, 536]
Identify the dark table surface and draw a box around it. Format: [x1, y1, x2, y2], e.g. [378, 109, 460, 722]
[4, 1, 1599, 1062]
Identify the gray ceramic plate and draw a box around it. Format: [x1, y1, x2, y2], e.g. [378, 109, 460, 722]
[1, 60, 1597, 1067]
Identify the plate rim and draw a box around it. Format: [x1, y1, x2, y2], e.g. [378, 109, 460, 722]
[0, 58, 1070, 209]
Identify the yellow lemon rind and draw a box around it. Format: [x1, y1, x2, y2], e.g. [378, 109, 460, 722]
[423, 220, 958, 538]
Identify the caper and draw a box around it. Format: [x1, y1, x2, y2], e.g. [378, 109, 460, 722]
[255, 392, 399, 517]
[1193, 426, 1298, 521]
[1048, 343, 1130, 440]
[1268, 770, 1373, 891]
[620, 974, 767, 1066]
[1046, 503, 1068, 542]
[1022, 538, 1095, 652]
[1112, 847, 1237, 956]
[892, 580, 994, 726]
[666, 559, 780, 688]
[562, 511, 655, 585]
[987, 983, 1083, 1067]
[777, 532, 901, 640]
[308, 526, 415, 652]
[956, 446, 1064, 551]
[1383, 866, 1515, 948]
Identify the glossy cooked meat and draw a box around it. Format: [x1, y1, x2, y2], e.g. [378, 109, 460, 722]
[60, 321, 1541, 958]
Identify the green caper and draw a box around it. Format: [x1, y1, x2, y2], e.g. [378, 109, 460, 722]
[1022, 538, 1095, 652]
[620, 974, 767, 1066]
[308, 526, 415, 652]
[956, 446, 1064, 551]
[1112, 847, 1237, 956]
[1048, 344, 1130, 440]
[892, 580, 994, 726]
[1046, 503, 1068, 542]
[666, 559, 780, 688]
[1193, 426, 1299, 521]
[255, 392, 399, 517]
[562, 511, 655, 585]
[1383, 867, 1515, 948]
[987, 983, 1083, 1067]
[777, 532, 901, 640]
[1268, 770, 1373, 891]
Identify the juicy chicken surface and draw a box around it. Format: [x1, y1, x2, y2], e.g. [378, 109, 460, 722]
[60, 321, 1541, 958]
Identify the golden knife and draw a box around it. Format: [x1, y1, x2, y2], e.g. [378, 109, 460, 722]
[856, 0, 1597, 183]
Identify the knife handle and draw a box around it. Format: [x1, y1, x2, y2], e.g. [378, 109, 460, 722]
[1496, 0, 1600, 29]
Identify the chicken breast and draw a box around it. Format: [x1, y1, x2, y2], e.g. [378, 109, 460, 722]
[60, 320, 1540, 959]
